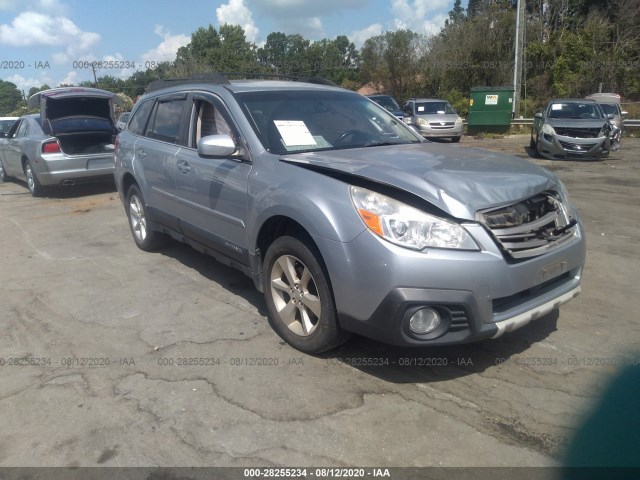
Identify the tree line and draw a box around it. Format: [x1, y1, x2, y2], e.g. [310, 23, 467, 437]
[2, 0, 638, 117]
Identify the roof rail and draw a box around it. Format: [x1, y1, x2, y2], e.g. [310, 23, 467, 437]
[145, 72, 337, 93]
[220, 72, 338, 87]
[145, 73, 230, 93]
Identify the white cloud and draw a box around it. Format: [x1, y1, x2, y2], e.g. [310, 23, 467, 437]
[6, 74, 53, 92]
[391, 0, 450, 35]
[349, 23, 383, 47]
[216, 0, 259, 43]
[0, 11, 98, 48]
[287, 16, 324, 39]
[141, 25, 190, 63]
[253, 0, 367, 18]
[59, 70, 79, 86]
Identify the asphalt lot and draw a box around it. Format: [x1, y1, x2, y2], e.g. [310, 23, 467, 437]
[0, 135, 639, 468]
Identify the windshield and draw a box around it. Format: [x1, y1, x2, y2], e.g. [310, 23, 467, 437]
[236, 90, 421, 155]
[369, 95, 401, 112]
[547, 102, 604, 119]
[415, 101, 456, 115]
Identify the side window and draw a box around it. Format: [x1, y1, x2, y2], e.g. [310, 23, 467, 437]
[16, 120, 29, 138]
[189, 98, 236, 148]
[128, 99, 154, 136]
[146, 99, 186, 144]
[6, 119, 21, 138]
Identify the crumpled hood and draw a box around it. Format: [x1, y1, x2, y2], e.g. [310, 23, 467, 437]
[545, 118, 607, 129]
[280, 143, 559, 220]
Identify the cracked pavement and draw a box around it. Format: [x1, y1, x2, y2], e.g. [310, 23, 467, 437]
[0, 136, 638, 467]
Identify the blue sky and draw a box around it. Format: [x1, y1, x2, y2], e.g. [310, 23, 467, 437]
[0, 0, 467, 93]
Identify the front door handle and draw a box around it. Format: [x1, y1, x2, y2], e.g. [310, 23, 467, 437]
[176, 159, 191, 173]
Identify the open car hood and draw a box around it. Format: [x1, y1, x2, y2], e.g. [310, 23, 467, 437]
[280, 143, 559, 220]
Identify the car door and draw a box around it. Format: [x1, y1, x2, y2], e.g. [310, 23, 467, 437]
[173, 92, 252, 265]
[135, 94, 188, 231]
[3, 119, 30, 178]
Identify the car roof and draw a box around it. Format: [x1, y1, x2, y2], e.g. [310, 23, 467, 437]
[143, 74, 343, 96]
[549, 98, 598, 104]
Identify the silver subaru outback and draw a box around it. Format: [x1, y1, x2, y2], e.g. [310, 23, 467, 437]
[114, 74, 585, 353]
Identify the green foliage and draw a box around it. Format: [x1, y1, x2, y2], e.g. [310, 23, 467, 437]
[360, 30, 427, 100]
[0, 80, 23, 115]
[30, 3, 637, 112]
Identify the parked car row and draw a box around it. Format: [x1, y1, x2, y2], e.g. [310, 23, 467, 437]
[367, 91, 624, 160]
[1, 78, 587, 354]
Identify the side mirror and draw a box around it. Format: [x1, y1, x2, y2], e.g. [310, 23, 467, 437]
[534, 112, 543, 119]
[607, 113, 614, 120]
[197, 134, 236, 158]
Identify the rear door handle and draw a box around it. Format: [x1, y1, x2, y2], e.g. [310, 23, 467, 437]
[136, 148, 146, 160]
[176, 159, 191, 173]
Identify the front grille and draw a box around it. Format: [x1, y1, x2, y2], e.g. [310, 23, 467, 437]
[478, 192, 576, 259]
[554, 127, 601, 138]
[558, 140, 597, 152]
[429, 122, 455, 129]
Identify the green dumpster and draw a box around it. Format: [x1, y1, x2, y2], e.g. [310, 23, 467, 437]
[467, 86, 514, 135]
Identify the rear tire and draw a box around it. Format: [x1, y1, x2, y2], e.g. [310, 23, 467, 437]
[23, 159, 44, 197]
[125, 185, 166, 251]
[263, 235, 349, 353]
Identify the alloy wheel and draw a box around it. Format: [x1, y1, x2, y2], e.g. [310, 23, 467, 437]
[128, 194, 147, 242]
[269, 254, 322, 336]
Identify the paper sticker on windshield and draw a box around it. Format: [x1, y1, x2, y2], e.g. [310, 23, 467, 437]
[274, 120, 317, 147]
[551, 104, 563, 110]
[417, 106, 425, 112]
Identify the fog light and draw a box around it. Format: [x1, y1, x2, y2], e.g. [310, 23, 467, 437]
[409, 308, 441, 334]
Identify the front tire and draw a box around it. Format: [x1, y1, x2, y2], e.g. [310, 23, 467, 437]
[23, 159, 44, 196]
[452, 136, 461, 143]
[125, 185, 166, 251]
[263, 235, 348, 353]
[0, 159, 7, 182]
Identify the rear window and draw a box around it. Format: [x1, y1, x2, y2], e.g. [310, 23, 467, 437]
[46, 97, 111, 120]
[128, 100, 154, 136]
[146, 99, 186, 144]
[50, 117, 113, 134]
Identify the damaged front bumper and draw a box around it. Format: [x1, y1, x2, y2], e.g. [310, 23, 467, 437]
[537, 132, 610, 160]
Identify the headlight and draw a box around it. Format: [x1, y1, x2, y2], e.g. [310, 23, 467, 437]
[542, 123, 556, 135]
[455, 116, 463, 125]
[598, 122, 612, 137]
[349, 186, 478, 251]
[417, 117, 428, 126]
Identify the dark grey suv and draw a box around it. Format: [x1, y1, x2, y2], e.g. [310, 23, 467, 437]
[114, 74, 586, 353]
